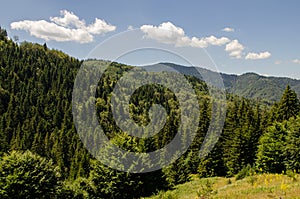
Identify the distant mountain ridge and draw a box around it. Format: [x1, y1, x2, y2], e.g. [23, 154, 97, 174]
[142, 63, 300, 102]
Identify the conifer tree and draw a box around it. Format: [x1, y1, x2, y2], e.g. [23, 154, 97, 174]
[278, 85, 300, 121]
[283, 117, 300, 172]
[256, 122, 287, 173]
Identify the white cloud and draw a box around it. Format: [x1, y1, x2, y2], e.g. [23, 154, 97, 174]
[140, 22, 230, 48]
[11, 10, 116, 43]
[86, 18, 116, 34]
[140, 22, 272, 60]
[225, 40, 244, 59]
[140, 22, 188, 46]
[50, 10, 85, 29]
[192, 35, 230, 47]
[245, 51, 271, 60]
[11, 20, 93, 43]
[127, 25, 134, 30]
[293, 59, 300, 64]
[222, 27, 235, 32]
[275, 60, 282, 65]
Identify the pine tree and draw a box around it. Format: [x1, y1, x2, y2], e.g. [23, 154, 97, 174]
[278, 85, 300, 121]
[256, 122, 287, 173]
[0, 26, 7, 40]
[283, 116, 300, 172]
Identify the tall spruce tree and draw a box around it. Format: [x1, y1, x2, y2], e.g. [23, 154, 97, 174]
[256, 122, 288, 173]
[278, 85, 300, 121]
[283, 117, 300, 172]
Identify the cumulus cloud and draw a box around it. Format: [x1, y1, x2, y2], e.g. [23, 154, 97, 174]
[140, 22, 230, 48]
[140, 22, 271, 60]
[140, 22, 189, 46]
[191, 35, 230, 48]
[11, 10, 116, 43]
[245, 51, 271, 60]
[50, 10, 85, 29]
[222, 27, 235, 32]
[293, 59, 300, 64]
[225, 40, 244, 59]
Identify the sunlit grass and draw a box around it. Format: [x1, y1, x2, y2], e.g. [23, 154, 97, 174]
[146, 173, 300, 199]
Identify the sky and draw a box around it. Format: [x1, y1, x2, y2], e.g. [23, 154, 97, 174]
[1, 0, 300, 79]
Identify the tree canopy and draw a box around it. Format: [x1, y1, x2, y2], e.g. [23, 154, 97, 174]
[1, 27, 300, 198]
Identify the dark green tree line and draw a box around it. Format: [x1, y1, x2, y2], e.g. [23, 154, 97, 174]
[1, 27, 300, 198]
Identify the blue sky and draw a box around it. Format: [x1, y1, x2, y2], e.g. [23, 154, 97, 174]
[1, 0, 300, 79]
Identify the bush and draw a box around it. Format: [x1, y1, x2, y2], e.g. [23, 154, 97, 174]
[0, 150, 61, 198]
[286, 170, 297, 181]
[155, 190, 178, 199]
[196, 179, 215, 199]
[59, 177, 96, 199]
[235, 164, 254, 180]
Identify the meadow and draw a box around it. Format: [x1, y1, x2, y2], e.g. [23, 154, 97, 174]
[148, 172, 300, 199]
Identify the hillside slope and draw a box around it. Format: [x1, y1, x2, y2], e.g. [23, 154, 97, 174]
[143, 63, 300, 102]
[147, 174, 300, 199]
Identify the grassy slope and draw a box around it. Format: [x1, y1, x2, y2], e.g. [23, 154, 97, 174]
[147, 174, 300, 199]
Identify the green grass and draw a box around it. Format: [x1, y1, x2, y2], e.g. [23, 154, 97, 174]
[146, 173, 300, 199]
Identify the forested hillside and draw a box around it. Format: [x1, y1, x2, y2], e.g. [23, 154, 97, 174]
[0, 30, 91, 179]
[1, 27, 300, 198]
[145, 63, 300, 102]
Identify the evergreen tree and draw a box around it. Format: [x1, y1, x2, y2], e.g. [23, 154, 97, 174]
[198, 140, 227, 177]
[284, 116, 300, 172]
[223, 98, 259, 175]
[256, 122, 287, 173]
[278, 85, 300, 121]
[0, 26, 7, 40]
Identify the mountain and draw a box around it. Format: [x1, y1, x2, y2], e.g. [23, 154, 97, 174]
[143, 63, 300, 102]
[1, 32, 300, 198]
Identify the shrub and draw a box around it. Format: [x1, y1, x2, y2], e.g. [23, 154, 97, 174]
[0, 150, 61, 198]
[235, 164, 254, 180]
[196, 179, 215, 199]
[286, 170, 297, 181]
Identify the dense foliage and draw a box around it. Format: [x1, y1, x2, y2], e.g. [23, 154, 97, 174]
[0, 151, 61, 198]
[1, 28, 300, 198]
